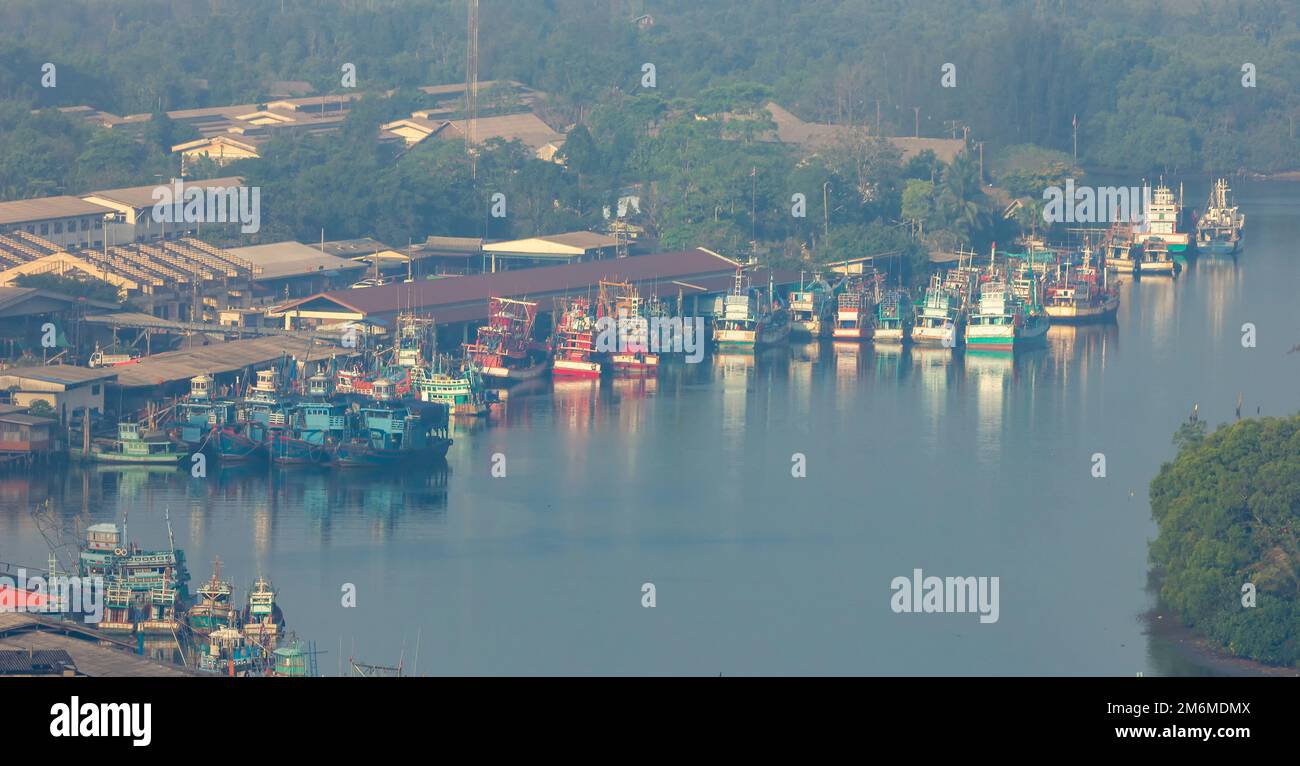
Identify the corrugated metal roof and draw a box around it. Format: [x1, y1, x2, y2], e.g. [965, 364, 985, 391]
[279, 248, 741, 316]
[0, 196, 115, 225]
[111, 336, 339, 389]
[0, 365, 118, 386]
[225, 241, 367, 281]
[0, 648, 74, 673]
[276, 249, 802, 325]
[82, 176, 244, 210]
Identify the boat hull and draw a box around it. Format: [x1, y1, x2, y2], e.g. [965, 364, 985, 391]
[552, 358, 602, 378]
[69, 448, 184, 465]
[480, 360, 550, 384]
[831, 326, 872, 342]
[874, 327, 910, 344]
[1197, 237, 1239, 256]
[1044, 297, 1119, 323]
[330, 437, 452, 467]
[266, 434, 329, 465]
[965, 319, 1050, 352]
[609, 352, 659, 374]
[912, 323, 962, 348]
[790, 317, 829, 338]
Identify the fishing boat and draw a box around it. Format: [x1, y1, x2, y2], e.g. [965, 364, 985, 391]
[964, 278, 1050, 352]
[70, 421, 184, 464]
[788, 272, 835, 338]
[1196, 178, 1245, 255]
[242, 576, 285, 642]
[831, 276, 877, 343]
[187, 559, 235, 636]
[330, 398, 452, 467]
[410, 359, 491, 417]
[195, 626, 270, 676]
[267, 399, 348, 465]
[598, 280, 660, 374]
[712, 269, 791, 349]
[551, 296, 602, 378]
[174, 374, 236, 452]
[912, 273, 965, 348]
[464, 297, 550, 384]
[1130, 183, 1189, 272]
[1043, 246, 1119, 322]
[226, 368, 289, 460]
[78, 515, 190, 635]
[874, 288, 913, 345]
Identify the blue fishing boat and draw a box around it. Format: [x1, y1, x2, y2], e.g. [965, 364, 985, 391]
[267, 389, 348, 465]
[330, 379, 452, 467]
[175, 374, 237, 452]
[230, 369, 287, 461]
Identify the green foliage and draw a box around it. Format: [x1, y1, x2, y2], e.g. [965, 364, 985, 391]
[1149, 417, 1300, 667]
[26, 400, 54, 418]
[14, 272, 122, 304]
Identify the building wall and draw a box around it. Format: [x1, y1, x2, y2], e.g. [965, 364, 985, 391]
[1, 215, 105, 248]
[11, 384, 105, 423]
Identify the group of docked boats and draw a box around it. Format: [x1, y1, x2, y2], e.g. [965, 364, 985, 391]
[777, 246, 1107, 353]
[1105, 178, 1245, 275]
[77, 519, 307, 675]
[472, 281, 667, 383]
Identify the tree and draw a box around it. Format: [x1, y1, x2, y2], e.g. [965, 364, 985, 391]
[1149, 416, 1300, 667]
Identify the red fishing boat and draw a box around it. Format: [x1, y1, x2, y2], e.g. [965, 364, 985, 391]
[551, 296, 601, 378]
[464, 297, 550, 384]
[597, 280, 659, 375]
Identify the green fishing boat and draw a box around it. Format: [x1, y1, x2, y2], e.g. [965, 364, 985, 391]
[70, 421, 185, 464]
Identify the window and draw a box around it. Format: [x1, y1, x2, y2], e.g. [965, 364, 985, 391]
[92, 384, 101, 395]
[40, 224, 48, 235]
[53, 222, 63, 234]
[94, 218, 103, 229]
[81, 218, 90, 231]
[25, 226, 34, 233]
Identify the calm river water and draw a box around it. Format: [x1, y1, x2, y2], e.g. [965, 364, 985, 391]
[2, 179, 1297, 675]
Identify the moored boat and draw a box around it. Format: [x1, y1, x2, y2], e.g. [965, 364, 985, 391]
[464, 297, 550, 384]
[831, 277, 876, 343]
[711, 269, 791, 349]
[1044, 246, 1119, 322]
[874, 288, 913, 345]
[912, 273, 965, 348]
[964, 278, 1050, 352]
[551, 296, 602, 378]
[242, 576, 284, 642]
[598, 280, 661, 374]
[188, 559, 235, 636]
[71, 421, 184, 464]
[1196, 178, 1245, 255]
[788, 272, 835, 338]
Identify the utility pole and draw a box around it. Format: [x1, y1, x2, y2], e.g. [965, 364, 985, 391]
[1072, 114, 1078, 163]
[466, 0, 480, 178]
[912, 107, 920, 138]
[822, 181, 830, 239]
[875, 99, 881, 136]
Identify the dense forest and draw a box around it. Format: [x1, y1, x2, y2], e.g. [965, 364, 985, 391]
[2, 0, 1299, 274]
[1150, 417, 1300, 667]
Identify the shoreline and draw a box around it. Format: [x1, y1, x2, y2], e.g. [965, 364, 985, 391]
[1143, 609, 1299, 677]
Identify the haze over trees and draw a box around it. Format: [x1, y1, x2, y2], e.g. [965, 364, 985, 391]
[2, 0, 1298, 273]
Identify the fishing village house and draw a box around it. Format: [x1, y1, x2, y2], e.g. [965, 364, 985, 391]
[0, 366, 116, 424]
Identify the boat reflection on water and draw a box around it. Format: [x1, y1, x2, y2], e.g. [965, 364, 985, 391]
[551, 378, 602, 432]
[871, 343, 909, 384]
[1046, 322, 1118, 375]
[964, 347, 1046, 467]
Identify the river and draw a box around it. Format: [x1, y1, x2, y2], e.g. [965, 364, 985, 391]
[2, 179, 1296, 675]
